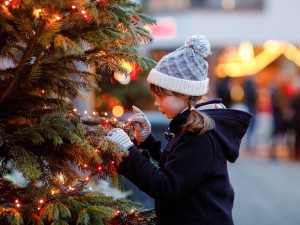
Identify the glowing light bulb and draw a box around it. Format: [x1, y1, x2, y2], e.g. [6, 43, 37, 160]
[39, 199, 44, 204]
[38, 9, 42, 12]
[85, 177, 89, 181]
[56, 16, 60, 20]
[71, 5, 76, 9]
[89, 187, 92, 190]
[98, 166, 102, 170]
[93, 112, 96, 116]
[73, 108, 77, 113]
[81, 10, 86, 14]
[15, 200, 19, 203]
[104, 112, 108, 116]
[84, 164, 88, 168]
[16, 203, 21, 207]
[5, 1, 9, 6]
[84, 110, 88, 115]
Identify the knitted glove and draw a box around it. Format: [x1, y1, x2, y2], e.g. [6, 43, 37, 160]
[130, 105, 151, 145]
[105, 128, 134, 150]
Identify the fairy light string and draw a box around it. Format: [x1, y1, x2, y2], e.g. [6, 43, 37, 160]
[9, 111, 135, 214]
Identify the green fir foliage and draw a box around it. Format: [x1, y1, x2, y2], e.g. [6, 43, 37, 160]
[0, 0, 156, 224]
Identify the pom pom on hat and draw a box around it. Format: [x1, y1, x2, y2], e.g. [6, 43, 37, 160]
[184, 35, 211, 57]
[147, 35, 211, 96]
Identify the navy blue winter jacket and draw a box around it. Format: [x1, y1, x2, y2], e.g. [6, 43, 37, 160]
[118, 99, 252, 225]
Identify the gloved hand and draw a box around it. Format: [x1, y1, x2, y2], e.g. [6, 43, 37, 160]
[105, 128, 134, 150]
[130, 105, 151, 145]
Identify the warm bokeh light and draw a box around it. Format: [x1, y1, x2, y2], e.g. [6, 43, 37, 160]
[214, 40, 290, 77]
[222, 0, 235, 10]
[114, 61, 132, 85]
[230, 85, 244, 102]
[112, 105, 124, 117]
[239, 41, 254, 61]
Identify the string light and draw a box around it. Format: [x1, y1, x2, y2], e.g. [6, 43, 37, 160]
[39, 199, 44, 204]
[15, 200, 21, 208]
[98, 166, 102, 170]
[56, 16, 60, 20]
[85, 177, 89, 181]
[4, 1, 9, 6]
[81, 10, 86, 14]
[68, 186, 74, 191]
[84, 164, 88, 168]
[73, 108, 77, 113]
[71, 5, 76, 9]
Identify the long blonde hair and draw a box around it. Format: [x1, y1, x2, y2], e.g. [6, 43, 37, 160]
[150, 84, 215, 136]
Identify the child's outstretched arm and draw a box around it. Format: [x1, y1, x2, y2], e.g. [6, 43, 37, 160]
[117, 133, 215, 201]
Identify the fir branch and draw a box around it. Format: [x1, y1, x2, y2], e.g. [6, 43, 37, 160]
[0, 20, 45, 103]
[0, 207, 23, 225]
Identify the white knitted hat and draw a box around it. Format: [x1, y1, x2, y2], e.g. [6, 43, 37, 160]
[147, 35, 211, 96]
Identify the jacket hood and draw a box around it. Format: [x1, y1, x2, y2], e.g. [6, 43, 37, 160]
[168, 99, 252, 163]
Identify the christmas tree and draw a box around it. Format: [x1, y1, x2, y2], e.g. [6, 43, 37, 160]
[0, 0, 156, 224]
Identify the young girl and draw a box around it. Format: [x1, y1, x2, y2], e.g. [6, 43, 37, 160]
[106, 35, 252, 225]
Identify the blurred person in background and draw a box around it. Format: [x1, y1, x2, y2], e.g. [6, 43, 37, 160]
[270, 75, 297, 160]
[291, 76, 300, 160]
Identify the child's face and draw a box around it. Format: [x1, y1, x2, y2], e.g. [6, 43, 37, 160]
[153, 94, 188, 119]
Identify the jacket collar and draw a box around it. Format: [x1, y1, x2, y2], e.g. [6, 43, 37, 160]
[167, 99, 223, 135]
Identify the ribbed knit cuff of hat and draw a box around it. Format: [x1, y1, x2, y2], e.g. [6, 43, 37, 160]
[147, 69, 209, 96]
